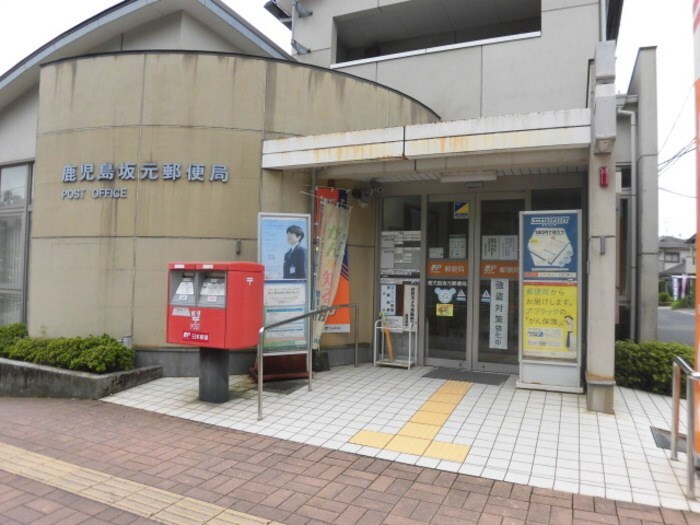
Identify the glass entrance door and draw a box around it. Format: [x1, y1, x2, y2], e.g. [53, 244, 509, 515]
[425, 198, 471, 366]
[474, 197, 525, 373]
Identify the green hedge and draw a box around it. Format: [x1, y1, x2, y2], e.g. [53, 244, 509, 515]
[615, 340, 694, 396]
[0, 324, 134, 374]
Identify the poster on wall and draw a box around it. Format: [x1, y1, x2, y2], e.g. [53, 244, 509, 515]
[259, 215, 310, 281]
[520, 211, 580, 360]
[258, 213, 310, 351]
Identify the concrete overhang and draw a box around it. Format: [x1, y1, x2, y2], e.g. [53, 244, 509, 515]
[263, 108, 592, 181]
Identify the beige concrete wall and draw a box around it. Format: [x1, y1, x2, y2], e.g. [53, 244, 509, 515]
[297, 0, 599, 120]
[627, 48, 658, 342]
[30, 53, 437, 346]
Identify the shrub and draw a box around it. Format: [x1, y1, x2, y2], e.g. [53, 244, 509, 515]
[0, 326, 134, 374]
[671, 294, 694, 310]
[658, 291, 672, 306]
[0, 323, 28, 356]
[615, 339, 694, 396]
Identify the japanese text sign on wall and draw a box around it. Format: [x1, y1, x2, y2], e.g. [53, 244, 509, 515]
[61, 162, 230, 201]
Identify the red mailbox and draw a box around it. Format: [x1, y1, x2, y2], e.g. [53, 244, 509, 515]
[166, 262, 264, 349]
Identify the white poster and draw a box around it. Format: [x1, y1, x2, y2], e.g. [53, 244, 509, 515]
[500, 236, 518, 260]
[380, 284, 397, 315]
[449, 235, 467, 259]
[264, 282, 306, 306]
[403, 284, 419, 327]
[489, 279, 508, 349]
[482, 236, 499, 259]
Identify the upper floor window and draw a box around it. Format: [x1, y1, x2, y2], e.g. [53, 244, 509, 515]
[335, 0, 541, 64]
[662, 252, 680, 263]
[0, 165, 29, 209]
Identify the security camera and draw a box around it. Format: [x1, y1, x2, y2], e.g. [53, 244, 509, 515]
[351, 188, 371, 207]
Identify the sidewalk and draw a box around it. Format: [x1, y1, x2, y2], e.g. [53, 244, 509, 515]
[2, 363, 700, 524]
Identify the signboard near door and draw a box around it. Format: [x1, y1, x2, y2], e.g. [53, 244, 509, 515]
[518, 210, 583, 393]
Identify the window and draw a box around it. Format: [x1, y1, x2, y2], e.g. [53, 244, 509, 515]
[335, 0, 541, 64]
[0, 164, 31, 325]
[663, 252, 680, 263]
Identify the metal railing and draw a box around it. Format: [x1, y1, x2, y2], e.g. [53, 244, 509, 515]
[256, 303, 359, 420]
[671, 356, 700, 499]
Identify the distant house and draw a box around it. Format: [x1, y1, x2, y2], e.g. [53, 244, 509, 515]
[659, 236, 695, 299]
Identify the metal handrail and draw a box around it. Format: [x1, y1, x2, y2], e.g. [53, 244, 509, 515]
[671, 356, 700, 499]
[257, 303, 359, 420]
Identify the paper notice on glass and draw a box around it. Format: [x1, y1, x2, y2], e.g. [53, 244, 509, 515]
[449, 235, 466, 259]
[500, 236, 518, 260]
[482, 236, 499, 259]
[380, 284, 397, 315]
[429, 247, 444, 259]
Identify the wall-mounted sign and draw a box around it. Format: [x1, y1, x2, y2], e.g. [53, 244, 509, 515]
[60, 162, 230, 200]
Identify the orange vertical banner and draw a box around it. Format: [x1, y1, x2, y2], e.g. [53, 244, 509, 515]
[693, 0, 700, 456]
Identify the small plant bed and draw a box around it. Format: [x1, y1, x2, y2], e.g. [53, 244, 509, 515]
[0, 324, 134, 373]
[615, 339, 694, 397]
[0, 324, 161, 399]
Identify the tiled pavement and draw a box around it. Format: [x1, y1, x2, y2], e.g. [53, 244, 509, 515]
[1, 361, 700, 525]
[0, 396, 697, 525]
[104, 364, 698, 511]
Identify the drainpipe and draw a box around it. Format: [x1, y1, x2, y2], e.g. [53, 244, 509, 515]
[618, 108, 637, 341]
[599, 0, 607, 41]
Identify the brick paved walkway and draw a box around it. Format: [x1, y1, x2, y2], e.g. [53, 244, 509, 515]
[0, 397, 697, 525]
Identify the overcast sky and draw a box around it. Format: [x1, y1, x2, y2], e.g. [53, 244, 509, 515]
[0, 0, 695, 238]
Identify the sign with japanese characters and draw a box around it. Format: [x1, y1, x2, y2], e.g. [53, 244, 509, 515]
[60, 162, 229, 201]
[489, 279, 509, 350]
[520, 211, 580, 361]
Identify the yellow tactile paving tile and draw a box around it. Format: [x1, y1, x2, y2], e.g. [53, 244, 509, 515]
[428, 392, 465, 405]
[350, 429, 394, 448]
[209, 510, 280, 525]
[385, 435, 431, 456]
[420, 400, 456, 414]
[350, 380, 474, 462]
[423, 441, 470, 462]
[153, 498, 223, 525]
[437, 381, 472, 395]
[409, 411, 451, 426]
[0, 441, 281, 525]
[398, 422, 441, 440]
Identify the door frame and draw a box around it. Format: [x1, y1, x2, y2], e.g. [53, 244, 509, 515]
[423, 192, 476, 369]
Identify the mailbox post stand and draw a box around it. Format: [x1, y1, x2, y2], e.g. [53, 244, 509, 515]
[199, 348, 230, 402]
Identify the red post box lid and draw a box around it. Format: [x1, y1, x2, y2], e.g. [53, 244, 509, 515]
[195, 262, 264, 273]
[168, 262, 197, 270]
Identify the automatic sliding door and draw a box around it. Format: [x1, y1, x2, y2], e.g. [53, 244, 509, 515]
[476, 198, 524, 370]
[426, 200, 470, 364]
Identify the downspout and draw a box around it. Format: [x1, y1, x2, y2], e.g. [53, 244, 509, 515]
[618, 108, 637, 341]
[599, 0, 607, 41]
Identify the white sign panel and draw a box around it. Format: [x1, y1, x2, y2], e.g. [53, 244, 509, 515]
[489, 279, 508, 349]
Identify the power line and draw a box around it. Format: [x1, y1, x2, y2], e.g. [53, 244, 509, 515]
[659, 187, 696, 198]
[658, 138, 696, 176]
[659, 84, 694, 154]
